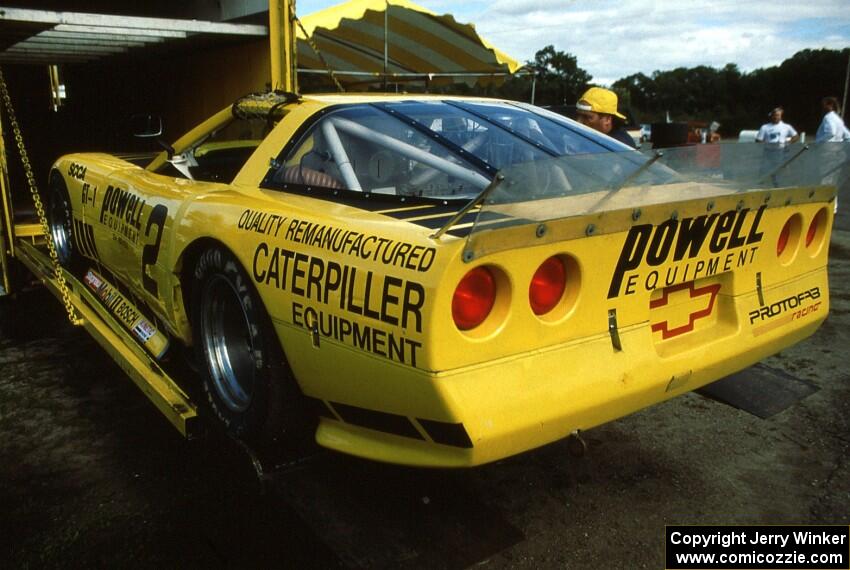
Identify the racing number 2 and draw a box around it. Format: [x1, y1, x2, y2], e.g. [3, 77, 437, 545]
[142, 204, 168, 298]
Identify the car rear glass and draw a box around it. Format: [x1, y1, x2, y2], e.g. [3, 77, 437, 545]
[265, 100, 617, 200]
[447, 100, 611, 156]
[382, 100, 552, 170]
[269, 104, 491, 199]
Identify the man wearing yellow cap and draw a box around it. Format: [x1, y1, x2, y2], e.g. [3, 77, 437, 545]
[575, 87, 636, 148]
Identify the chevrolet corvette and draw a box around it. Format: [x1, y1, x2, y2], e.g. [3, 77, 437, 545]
[45, 91, 840, 466]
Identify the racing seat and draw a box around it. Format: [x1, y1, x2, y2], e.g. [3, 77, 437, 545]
[276, 165, 343, 189]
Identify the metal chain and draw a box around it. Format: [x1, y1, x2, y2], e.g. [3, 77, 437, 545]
[294, 16, 345, 93]
[0, 66, 83, 325]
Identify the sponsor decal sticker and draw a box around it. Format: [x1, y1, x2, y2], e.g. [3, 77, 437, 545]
[244, 214, 437, 367]
[81, 182, 97, 208]
[282, 217, 436, 272]
[252, 242, 425, 367]
[608, 206, 765, 299]
[750, 287, 822, 337]
[67, 162, 87, 181]
[83, 269, 169, 358]
[99, 184, 146, 244]
[650, 281, 721, 340]
[237, 209, 288, 237]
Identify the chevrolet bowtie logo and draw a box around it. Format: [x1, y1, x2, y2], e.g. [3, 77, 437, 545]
[650, 282, 721, 340]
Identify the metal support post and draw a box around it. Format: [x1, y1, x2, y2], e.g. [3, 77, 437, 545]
[270, 0, 298, 93]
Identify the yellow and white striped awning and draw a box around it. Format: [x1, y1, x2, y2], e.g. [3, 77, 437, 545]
[296, 0, 520, 87]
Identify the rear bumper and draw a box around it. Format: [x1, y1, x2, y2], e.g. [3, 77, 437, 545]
[314, 268, 828, 467]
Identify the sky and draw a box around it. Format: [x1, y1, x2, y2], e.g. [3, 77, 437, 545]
[297, 0, 850, 85]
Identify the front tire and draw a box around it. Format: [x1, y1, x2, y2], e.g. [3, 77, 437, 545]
[46, 173, 76, 269]
[191, 245, 302, 444]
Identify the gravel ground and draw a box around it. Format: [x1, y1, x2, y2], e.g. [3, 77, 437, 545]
[1, 229, 847, 569]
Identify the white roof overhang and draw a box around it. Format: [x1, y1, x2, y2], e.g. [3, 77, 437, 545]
[0, 7, 267, 65]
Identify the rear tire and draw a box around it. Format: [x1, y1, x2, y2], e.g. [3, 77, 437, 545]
[190, 245, 304, 444]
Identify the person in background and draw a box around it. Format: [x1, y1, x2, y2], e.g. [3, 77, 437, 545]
[755, 107, 799, 147]
[708, 121, 721, 143]
[815, 97, 850, 142]
[814, 97, 850, 214]
[575, 87, 636, 148]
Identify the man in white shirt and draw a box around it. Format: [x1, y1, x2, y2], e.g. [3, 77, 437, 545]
[813, 97, 849, 215]
[815, 97, 850, 142]
[756, 107, 799, 147]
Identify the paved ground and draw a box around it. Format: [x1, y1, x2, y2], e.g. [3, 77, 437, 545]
[1, 228, 848, 569]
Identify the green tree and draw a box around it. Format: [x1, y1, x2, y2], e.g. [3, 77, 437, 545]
[613, 72, 655, 110]
[611, 48, 849, 137]
[743, 48, 850, 133]
[493, 45, 592, 105]
[529, 45, 593, 105]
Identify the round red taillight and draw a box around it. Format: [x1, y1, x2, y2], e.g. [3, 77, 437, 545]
[777, 221, 791, 256]
[806, 210, 825, 247]
[452, 267, 496, 330]
[529, 256, 567, 315]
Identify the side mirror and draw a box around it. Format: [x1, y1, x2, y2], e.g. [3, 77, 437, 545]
[130, 114, 163, 138]
[129, 114, 174, 158]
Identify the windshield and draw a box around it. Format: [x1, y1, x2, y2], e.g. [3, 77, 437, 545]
[153, 92, 294, 183]
[155, 115, 269, 183]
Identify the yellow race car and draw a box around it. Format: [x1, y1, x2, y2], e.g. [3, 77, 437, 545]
[46, 91, 840, 467]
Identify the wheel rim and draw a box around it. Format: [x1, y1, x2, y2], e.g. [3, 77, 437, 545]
[48, 185, 72, 265]
[200, 275, 256, 413]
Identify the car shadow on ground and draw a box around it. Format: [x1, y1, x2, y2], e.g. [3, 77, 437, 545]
[0, 288, 527, 568]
